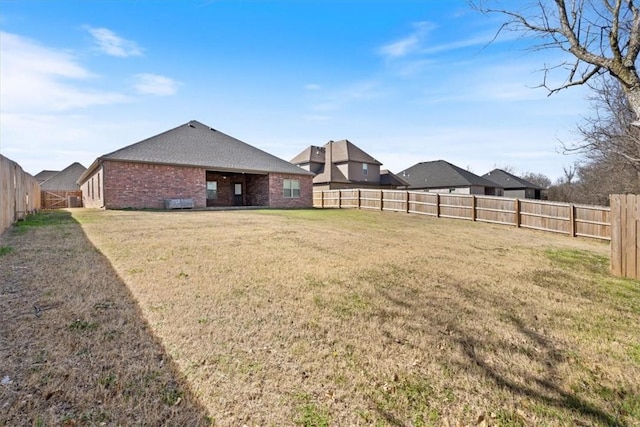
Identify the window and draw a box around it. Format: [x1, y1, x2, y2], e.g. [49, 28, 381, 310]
[206, 181, 218, 199]
[283, 179, 301, 198]
[362, 163, 368, 175]
[97, 174, 101, 199]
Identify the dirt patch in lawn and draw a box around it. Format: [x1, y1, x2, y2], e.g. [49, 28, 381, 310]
[2, 208, 639, 426]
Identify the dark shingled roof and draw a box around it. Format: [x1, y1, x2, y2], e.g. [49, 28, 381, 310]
[380, 169, 410, 187]
[482, 169, 543, 190]
[40, 163, 86, 190]
[290, 139, 382, 166]
[34, 170, 59, 184]
[81, 120, 311, 183]
[398, 160, 501, 189]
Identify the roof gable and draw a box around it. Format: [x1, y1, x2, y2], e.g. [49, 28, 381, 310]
[398, 160, 501, 189]
[40, 163, 86, 190]
[84, 121, 311, 181]
[482, 169, 543, 190]
[35, 170, 59, 184]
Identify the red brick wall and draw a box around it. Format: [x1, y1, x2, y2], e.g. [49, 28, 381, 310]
[81, 166, 104, 208]
[268, 173, 313, 208]
[103, 161, 206, 209]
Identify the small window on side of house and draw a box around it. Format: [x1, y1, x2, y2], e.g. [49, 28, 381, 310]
[283, 179, 301, 198]
[362, 163, 368, 176]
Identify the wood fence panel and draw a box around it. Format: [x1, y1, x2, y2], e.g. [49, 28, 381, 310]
[408, 192, 437, 216]
[360, 189, 382, 210]
[338, 189, 359, 209]
[439, 194, 473, 220]
[1, 155, 40, 235]
[382, 190, 406, 212]
[475, 196, 516, 225]
[610, 194, 639, 279]
[519, 200, 571, 235]
[574, 204, 611, 240]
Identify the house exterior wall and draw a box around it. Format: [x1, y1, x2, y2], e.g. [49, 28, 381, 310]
[81, 165, 105, 208]
[246, 174, 270, 206]
[102, 161, 206, 209]
[504, 188, 538, 199]
[268, 173, 313, 208]
[335, 162, 381, 184]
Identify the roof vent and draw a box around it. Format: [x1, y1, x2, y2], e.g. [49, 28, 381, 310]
[210, 127, 216, 131]
[188, 123, 195, 128]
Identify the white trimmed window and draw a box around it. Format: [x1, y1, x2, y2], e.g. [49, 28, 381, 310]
[283, 179, 301, 198]
[206, 181, 218, 199]
[362, 163, 368, 175]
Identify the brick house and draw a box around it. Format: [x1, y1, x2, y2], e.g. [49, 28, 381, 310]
[77, 120, 314, 209]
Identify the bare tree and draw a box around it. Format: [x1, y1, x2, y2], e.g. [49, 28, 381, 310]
[473, 0, 640, 124]
[571, 76, 640, 173]
[521, 171, 552, 188]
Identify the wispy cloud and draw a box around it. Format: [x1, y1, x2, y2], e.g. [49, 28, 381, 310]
[84, 26, 143, 57]
[378, 21, 436, 59]
[133, 73, 181, 96]
[304, 83, 322, 91]
[0, 31, 129, 113]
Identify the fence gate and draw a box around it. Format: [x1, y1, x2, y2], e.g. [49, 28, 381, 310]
[610, 194, 639, 280]
[41, 190, 83, 209]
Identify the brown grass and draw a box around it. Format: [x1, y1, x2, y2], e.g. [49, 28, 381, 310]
[2, 208, 639, 426]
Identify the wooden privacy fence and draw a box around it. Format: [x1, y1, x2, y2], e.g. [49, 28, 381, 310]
[314, 189, 611, 241]
[41, 190, 83, 209]
[1, 154, 41, 235]
[610, 194, 639, 279]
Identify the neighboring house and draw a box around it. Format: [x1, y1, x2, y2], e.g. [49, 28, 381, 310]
[34, 170, 60, 184]
[482, 169, 543, 199]
[398, 160, 502, 195]
[77, 120, 314, 209]
[39, 162, 86, 208]
[291, 139, 406, 190]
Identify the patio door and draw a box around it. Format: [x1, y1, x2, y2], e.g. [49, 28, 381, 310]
[233, 183, 243, 206]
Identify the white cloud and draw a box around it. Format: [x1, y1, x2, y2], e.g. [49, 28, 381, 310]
[0, 31, 129, 113]
[304, 83, 322, 91]
[378, 21, 436, 59]
[84, 26, 143, 57]
[133, 73, 181, 96]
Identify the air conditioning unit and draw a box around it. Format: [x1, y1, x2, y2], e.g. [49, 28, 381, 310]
[164, 198, 194, 209]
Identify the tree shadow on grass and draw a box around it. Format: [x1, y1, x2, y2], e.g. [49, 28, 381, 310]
[0, 210, 211, 426]
[368, 267, 631, 426]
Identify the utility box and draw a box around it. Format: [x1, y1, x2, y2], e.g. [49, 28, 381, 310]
[164, 198, 194, 209]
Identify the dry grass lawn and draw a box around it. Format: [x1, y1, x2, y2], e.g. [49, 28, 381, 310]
[1, 207, 639, 426]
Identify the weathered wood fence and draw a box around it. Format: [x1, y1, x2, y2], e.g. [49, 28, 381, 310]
[313, 189, 611, 241]
[611, 194, 639, 279]
[1, 155, 41, 235]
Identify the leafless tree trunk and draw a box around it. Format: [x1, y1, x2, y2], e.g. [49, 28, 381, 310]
[473, 0, 640, 124]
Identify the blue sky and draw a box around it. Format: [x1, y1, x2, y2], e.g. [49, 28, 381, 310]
[1, 0, 590, 180]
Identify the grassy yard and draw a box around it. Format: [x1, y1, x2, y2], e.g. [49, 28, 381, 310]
[1, 208, 638, 426]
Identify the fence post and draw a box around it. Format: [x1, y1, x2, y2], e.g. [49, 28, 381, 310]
[380, 190, 383, 211]
[357, 189, 361, 209]
[338, 190, 342, 209]
[321, 191, 324, 209]
[514, 198, 520, 228]
[435, 193, 440, 218]
[569, 204, 576, 237]
[406, 191, 410, 213]
[471, 195, 477, 221]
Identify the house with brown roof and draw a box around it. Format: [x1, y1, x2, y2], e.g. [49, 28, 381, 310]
[481, 169, 543, 199]
[77, 120, 314, 209]
[290, 139, 407, 190]
[398, 160, 502, 195]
